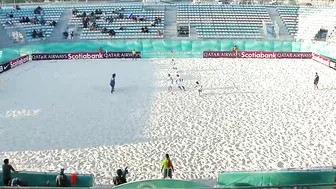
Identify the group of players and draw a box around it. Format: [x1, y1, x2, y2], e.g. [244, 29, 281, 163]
[167, 59, 203, 96]
[109, 59, 320, 95]
[108, 59, 202, 96]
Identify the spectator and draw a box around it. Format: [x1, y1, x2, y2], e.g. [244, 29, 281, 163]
[72, 7, 78, 15]
[2, 159, 18, 186]
[40, 17, 45, 25]
[82, 11, 87, 18]
[157, 29, 163, 36]
[32, 30, 37, 38]
[89, 25, 95, 31]
[118, 13, 123, 19]
[101, 27, 108, 33]
[139, 16, 145, 21]
[119, 24, 123, 30]
[95, 9, 102, 15]
[63, 31, 69, 39]
[9, 12, 14, 19]
[50, 20, 56, 27]
[25, 17, 30, 23]
[141, 27, 145, 33]
[56, 169, 71, 187]
[33, 16, 39, 24]
[144, 26, 149, 33]
[233, 45, 238, 53]
[151, 21, 156, 27]
[108, 29, 115, 36]
[10, 178, 27, 186]
[34, 6, 42, 14]
[70, 31, 74, 39]
[161, 154, 174, 179]
[5, 20, 13, 27]
[112, 167, 128, 186]
[19, 17, 24, 23]
[13, 5, 20, 11]
[37, 30, 44, 38]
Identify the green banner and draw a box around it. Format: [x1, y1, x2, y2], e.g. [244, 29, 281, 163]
[0, 171, 94, 187]
[114, 179, 210, 189]
[217, 171, 336, 188]
[1, 40, 335, 64]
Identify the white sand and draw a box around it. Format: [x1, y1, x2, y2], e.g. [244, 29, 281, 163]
[0, 58, 336, 185]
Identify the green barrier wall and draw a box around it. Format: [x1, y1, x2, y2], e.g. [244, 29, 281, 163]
[1, 40, 336, 64]
[114, 179, 210, 189]
[217, 171, 336, 188]
[0, 171, 94, 187]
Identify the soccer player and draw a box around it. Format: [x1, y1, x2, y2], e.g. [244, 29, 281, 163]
[314, 72, 319, 89]
[195, 81, 202, 96]
[176, 75, 185, 91]
[172, 59, 177, 70]
[110, 73, 116, 93]
[168, 74, 174, 92]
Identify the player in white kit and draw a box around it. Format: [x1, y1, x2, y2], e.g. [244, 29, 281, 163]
[176, 75, 185, 91]
[168, 74, 174, 92]
[195, 81, 202, 96]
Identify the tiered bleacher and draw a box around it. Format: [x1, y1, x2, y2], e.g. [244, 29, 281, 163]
[177, 5, 272, 39]
[277, 5, 336, 41]
[0, 6, 64, 42]
[68, 4, 164, 39]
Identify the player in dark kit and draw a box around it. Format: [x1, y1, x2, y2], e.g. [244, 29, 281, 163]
[110, 73, 116, 93]
[314, 72, 319, 89]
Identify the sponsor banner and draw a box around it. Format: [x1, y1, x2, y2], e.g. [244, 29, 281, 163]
[32, 53, 68, 61]
[0, 62, 11, 74]
[9, 55, 29, 69]
[144, 51, 202, 56]
[104, 51, 141, 59]
[32, 52, 142, 60]
[203, 51, 312, 59]
[312, 53, 331, 67]
[203, 51, 238, 58]
[67, 52, 104, 60]
[240, 51, 312, 59]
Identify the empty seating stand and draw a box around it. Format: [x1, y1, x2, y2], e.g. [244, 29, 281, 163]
[0, 6, 64, 42]
[177, 5, 271, 39]
[277, 5, 336, 41]
[68, 4, 164, 40]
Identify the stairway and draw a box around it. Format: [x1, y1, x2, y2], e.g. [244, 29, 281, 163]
[163, 6, 177, 39]
[266, 7, 293, 40]
[48, 8, 73, 42]
[0, 27, 14, 48]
